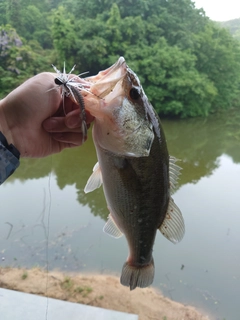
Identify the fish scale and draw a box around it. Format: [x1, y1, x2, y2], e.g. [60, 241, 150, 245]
[83, 57, 185, 290]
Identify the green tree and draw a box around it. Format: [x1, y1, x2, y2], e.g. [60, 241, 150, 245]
[0, 0, 8, 25]
[0, 25, 51, 98]
[106, 4, 122, 51]
[1, 0, 240, 118]
[20, 5, 52, 48]
[193, 22, 240, 111]
[51, 6, 76, 65]
[125, 39, 217, 117]
[6, 0, 22, 30]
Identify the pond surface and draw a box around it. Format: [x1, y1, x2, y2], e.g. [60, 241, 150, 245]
[1, 110, 240, 320]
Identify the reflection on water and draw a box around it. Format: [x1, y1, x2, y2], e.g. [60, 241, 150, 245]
[164, 109, 240, 186]
[0, 110, 240, 319]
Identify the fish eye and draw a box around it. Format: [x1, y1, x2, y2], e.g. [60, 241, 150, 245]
[129, 88, 140, 100]
[54, 78, 63, 85]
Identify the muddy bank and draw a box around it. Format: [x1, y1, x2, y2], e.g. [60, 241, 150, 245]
[0, 267, 209, 320]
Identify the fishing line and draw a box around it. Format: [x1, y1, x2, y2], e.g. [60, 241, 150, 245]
[44, 172, 51, 320]
[44, 131, 54, 320]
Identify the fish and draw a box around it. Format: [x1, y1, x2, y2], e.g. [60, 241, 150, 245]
[82, 57, 185, 290]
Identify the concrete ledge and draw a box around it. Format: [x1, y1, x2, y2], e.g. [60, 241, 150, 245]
[0, 288, 138, 320]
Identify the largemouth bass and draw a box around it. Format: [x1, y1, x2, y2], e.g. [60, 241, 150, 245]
[83, 57, 185, 290]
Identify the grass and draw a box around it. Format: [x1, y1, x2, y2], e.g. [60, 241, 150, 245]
[74, 286, 93, 297]
[61, 277, 74, 290]
[60, 277, 93, 298]
[21, 271, 28, 280]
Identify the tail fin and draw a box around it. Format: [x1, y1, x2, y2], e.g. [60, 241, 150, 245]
[120, 259, 155, 291]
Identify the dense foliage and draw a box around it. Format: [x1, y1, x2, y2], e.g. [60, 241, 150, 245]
[219, 18, 240, 41]
[1, 0, 240, 117]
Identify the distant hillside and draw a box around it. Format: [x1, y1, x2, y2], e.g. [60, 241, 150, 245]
[218, 18, 240, 41]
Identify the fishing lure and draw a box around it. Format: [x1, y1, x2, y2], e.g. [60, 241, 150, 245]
[51, 63, 90, 143]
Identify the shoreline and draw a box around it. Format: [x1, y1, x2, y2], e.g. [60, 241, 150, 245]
[0, 267, 209, 320]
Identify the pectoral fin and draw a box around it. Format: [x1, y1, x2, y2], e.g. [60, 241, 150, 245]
[84, 162, 102, 193]
[159, 197, 185, 243]
[103, 214, 123, 239]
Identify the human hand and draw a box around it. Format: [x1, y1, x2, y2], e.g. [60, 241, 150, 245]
[0, 72, 94, 158]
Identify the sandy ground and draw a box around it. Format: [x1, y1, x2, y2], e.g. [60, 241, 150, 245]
[0, 267, 209, 320]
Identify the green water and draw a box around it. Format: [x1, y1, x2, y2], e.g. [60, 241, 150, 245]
[1, 110, 240, 320]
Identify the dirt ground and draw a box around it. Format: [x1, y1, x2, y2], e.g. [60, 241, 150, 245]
[0, 267, 209, 320]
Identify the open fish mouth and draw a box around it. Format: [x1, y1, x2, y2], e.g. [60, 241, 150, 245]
[85, 57, 127, 99]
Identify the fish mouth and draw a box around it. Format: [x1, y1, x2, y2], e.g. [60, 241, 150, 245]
[86, 57, 127, 98]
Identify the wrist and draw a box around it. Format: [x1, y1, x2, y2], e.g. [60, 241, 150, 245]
[0, 131, 20, 159]
[0, 98, 20, 152]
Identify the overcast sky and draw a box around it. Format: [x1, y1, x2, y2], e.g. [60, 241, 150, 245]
[193, 0, 240, 21]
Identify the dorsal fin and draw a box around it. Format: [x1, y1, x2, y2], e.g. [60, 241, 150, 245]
[159, 197, 185, 243]
[169, 156, 182, 194]
[84, 162, 102, 193]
